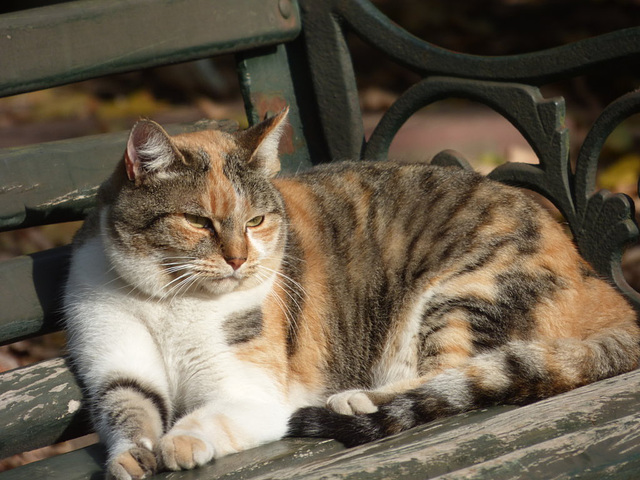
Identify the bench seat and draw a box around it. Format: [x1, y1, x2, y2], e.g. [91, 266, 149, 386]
[3, 367, 640, 479]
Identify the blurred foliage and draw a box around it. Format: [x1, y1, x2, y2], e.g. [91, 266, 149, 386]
[358, 0, 640, 109]
[599, 154, 640, 192]
[374, 0, 640, 55]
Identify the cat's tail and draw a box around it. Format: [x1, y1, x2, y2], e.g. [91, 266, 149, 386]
[287, 327, 640, 447]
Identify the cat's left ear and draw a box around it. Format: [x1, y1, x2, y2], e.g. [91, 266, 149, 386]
[237, 107, 288, 177]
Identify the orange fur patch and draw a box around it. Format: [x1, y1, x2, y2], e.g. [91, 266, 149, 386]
[272, 179, 332, 393]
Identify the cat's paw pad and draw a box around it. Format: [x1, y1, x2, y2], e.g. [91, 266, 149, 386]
[326, 390, 378, 415]
[158, 433, 214, 471]
[107, 446, 157, 480]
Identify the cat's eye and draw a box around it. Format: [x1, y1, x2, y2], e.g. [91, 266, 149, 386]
[184, 213, 211, 229]
[246, 215, 264, 228]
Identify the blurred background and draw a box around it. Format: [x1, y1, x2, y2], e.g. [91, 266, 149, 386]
[2, 0, 640, 469]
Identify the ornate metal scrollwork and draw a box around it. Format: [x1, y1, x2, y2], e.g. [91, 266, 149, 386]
[297, 0, 640, 308]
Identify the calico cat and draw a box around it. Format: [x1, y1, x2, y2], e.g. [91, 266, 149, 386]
[64, 108, 640, 480]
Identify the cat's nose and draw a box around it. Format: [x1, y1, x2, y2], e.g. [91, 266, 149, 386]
[225, 257, 246, 270]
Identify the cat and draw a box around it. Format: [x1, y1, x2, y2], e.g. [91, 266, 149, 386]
[63, 108, 640, 480]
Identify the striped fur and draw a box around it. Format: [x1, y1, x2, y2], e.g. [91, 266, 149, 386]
[64, 111, 640, 479]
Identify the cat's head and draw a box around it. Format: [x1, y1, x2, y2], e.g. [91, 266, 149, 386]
[100, 109, 289, 299]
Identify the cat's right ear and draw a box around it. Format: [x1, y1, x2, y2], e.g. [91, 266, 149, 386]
[124, 120, 176, 185]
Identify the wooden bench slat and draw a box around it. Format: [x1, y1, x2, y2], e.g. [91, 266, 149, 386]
[0, 120, 237, 232]
[0, 444, 104, 480]
[237, 44, 315, 171]
[0, 0, 300, 98]
[0, 357, 89, 460]
[4, 369, 639, 478]
[205, 368, 640, 479]
[432, 413, 640, 479]
[0, 247, 69, 346]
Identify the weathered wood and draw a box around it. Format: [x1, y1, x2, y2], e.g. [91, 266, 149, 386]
[237, 44, 315, 173]
[0, 444, 104, 480]
[0, 247, 69, 346]
[5, 368, 638, 479]
[0, 120, 237, 232]
[0, 0, 300, 98]
[189, 368, 640, 480]
[0, 357, 89, 460]
[433, 414, 640, 479]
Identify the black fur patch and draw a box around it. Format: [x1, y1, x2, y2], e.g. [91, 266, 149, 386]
[99, 377, 170, 429]
[287, 406, 385, 447]
[224, 307, 263, 345]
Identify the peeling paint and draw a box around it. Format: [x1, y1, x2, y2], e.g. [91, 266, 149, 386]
[36, 186, 99, 209]
[23, 403, 45, 421]
[0, 183, 40, 195]
[49, 383, 69, 393]
[67, 399, 81, 414]
[0, 393, 36, 409]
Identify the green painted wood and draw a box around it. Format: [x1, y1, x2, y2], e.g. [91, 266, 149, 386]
[237, 44, 315, 173]
[0, 0, 300, 98]
[0, 120, 237, 232]
[221, 369, 640, 479]
[0, 357, 89, 460]
[0, 444, 104, 480]
[0, 438, 342, 480]
[432, 414, 640, 479]
[3, 369, 640, 478]
[0, 247, 69, 346]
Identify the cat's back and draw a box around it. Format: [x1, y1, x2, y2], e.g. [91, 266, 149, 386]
[273, 161, 546, 271]
[274, 161, 530, 221]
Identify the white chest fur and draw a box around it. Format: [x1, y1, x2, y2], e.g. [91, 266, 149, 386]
[64, 235, 283, 415]
[142, 288, 277, 412]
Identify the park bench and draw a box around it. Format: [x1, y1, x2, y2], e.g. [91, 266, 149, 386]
[2, 0, 640, 478]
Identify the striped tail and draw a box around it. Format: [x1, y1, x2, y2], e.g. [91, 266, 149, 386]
[288, 330, 640, 447]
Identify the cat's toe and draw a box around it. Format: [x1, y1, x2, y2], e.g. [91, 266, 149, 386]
[158, 433, 214, 471]
[107, 446, 157, 480]
[326, 390, 378, 415]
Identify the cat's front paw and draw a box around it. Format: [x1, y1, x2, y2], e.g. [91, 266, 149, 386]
[106, 446, 157, 480]
[326, 389, 378, 415]
[158, 433, 214, 471]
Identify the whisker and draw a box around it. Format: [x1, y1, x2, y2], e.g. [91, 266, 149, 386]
[171, 274, 200, 303]
[159, 272, 194, 302]
[254, 266, 310, 345]
[161, 256, 198, 261]
[265, 279, 299, 344]
[258, 265, 307, 299]
[164, 265, 193, 275]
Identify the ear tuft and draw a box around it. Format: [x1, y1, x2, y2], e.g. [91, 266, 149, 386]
[238, 107, 289, 178]
[125, 120, 176, 184]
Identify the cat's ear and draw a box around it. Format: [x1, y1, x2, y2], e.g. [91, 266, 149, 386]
[237, 107, 288, 177]
[124, 119, 177, 185]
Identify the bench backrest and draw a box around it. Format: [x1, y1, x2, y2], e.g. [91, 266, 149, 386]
[2, 0, 640, 460]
